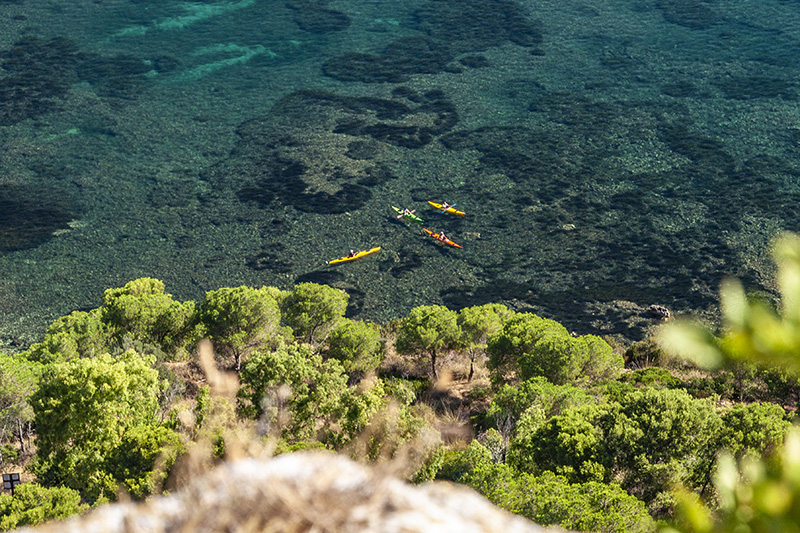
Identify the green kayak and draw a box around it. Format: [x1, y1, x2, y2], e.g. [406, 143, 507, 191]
[392, 206, 424, 223]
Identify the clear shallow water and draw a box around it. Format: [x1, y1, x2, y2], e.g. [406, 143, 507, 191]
[1, 0, 800, 349]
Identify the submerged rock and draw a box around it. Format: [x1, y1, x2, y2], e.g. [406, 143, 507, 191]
[647, 304, 672, 320]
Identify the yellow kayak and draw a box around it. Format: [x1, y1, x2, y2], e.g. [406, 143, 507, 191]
[428, 201, 465, 216]
[327, 247, 381, 265]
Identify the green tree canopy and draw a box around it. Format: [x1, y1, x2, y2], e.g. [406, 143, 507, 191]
[435, 439, 494, 484]
[458, 304, 512, 381]
[105, 424, 185, 499]
[102, 278, 197, 357]
[523, 333, 623, 385]
[197, 285, 284, 371]
[23, 309, 110, 364]
[395, 305, 461, 379]
[0, 353, 41, 455]
[509, 386, 723, 510]
[487, 376, 594, 437]
[280, 283, 349, 345]
[487, 312, 622, 385]
[486, 313, 569, 383]
[237, 341, 349, 442]
[332, 376, 387, 448]
[325, 318, 383, 376]
[31, 350, 172, 503]
[606, 387, 722, 506]
[509, 402, 610, 484]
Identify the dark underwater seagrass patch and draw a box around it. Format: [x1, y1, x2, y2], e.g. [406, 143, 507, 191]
[322, 37, 454, 83]
[246, 243, 293, 274]
[75, 53, 161, 100]
[0, 36, 166, 125]
[217, 88, 458, 214]
[411, 0, 543, 52]
[0, 37, 81, 126]
[378, 246, 423, 278]
[286, 0, 350, 34]
[655, 0, 722, 29]
[712, 75, 797, 101]
[322, 0, 543, 83]
[0, 184, 79, 252]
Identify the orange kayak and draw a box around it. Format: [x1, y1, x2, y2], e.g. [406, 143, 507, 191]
[423, 228, 463, 249]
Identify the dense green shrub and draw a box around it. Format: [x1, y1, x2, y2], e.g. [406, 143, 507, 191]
[509, 386, 723, 510]
[607, 388, 722, 507]
[435, 440, 493, 483]
[486, 376, 593, 435]
[509, 402, 610, 483]
[718, 402, 790, 459]
[465, 461, 656, 532]
[106, 424, 185, 499]
[0, 483, 86, 530]
[620, 367, 681, 389]
[0, 444, 18, 465]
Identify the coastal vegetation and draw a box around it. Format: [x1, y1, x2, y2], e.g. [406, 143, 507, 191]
[1, 237, 800, 531]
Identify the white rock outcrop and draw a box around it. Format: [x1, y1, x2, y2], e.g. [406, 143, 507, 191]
[23, 452, 546, 533]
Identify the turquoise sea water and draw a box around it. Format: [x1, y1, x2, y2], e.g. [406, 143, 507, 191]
[1, 0, 800, 350]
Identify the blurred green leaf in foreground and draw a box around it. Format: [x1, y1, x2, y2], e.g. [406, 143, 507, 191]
[660, 232, 800, 533]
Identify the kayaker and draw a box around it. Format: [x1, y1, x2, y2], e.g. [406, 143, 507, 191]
[348, 249, 356, 258]
[438, 233, 448, 242]
[441, 202, 452, 210]
[404, 208, 414, 216]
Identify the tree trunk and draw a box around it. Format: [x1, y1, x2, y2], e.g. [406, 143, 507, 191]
[16, 419, 25, 453]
